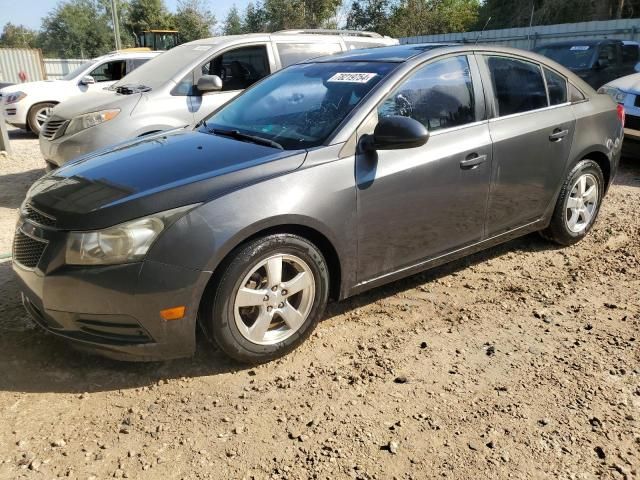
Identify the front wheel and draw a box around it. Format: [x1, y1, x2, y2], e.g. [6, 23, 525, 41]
[27, 102, 56, 135]
[541, 159, 604, 245]
[206, 234, 329, 363]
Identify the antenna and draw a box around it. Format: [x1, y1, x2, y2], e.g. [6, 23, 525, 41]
[475, 17, 492, 45]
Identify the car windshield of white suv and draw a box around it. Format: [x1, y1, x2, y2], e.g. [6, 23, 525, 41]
[111, 43, 218, 91]
[200, 61, 397, 150]
[62, 61, 94, 80]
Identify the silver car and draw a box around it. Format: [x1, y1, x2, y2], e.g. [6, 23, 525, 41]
[39, 30, 397, 169]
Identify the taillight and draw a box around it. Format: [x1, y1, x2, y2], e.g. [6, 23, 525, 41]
[617, 104, 625, 127]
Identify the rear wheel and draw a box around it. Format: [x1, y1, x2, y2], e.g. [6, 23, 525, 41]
[206, 234, 329, 363]
[541, 159, 604, 245]
[27, 102, 56, 135]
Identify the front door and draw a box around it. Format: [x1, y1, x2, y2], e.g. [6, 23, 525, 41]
[480, 55, 576, 236]
[189, 44, 272, 124]
[356, 55, 492, 282]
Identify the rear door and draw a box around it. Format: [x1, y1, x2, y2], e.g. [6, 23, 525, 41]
[479, 55, 576, 236]
[355, 54, 492, 281]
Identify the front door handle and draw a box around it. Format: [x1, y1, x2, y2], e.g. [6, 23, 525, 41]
[460, 153, 487, 170]
[549, 128, 569, 141]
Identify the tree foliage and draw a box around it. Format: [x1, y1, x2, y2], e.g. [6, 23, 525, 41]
[0, 23, 39, 49]
[173, 0, 216, 43]
[223, 5, 244, 35]
[39, 0, 115, 57]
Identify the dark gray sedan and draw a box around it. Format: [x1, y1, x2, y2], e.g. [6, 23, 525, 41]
[13, 44, 623, 363]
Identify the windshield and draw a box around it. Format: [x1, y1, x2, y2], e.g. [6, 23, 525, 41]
[535, 45, 596, 70]
[62, 61, 94, 80]
[201, 61, 397, 150]
[112, 43, 217, 90]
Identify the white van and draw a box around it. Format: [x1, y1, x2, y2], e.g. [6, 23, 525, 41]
[39, 30, 398, 167]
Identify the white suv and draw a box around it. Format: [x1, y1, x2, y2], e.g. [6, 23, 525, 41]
[0, 51, 159, 134]
[39, 30, 398, 168]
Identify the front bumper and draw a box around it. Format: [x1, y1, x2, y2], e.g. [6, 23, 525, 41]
[12, 217, 212, 361]
[3, 101, 28, 128]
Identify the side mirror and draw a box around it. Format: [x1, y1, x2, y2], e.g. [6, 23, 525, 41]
[80, 75, 95, 85]
[197, 74, 223, 93]
[595, 58, 609, 70]
[361, 116, 429, 152]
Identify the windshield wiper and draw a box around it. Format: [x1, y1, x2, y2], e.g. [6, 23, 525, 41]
[210, 128, 283, 150]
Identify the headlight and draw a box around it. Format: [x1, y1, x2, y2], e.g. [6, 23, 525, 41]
[5, 91, 27, 104]
[598, 86, 627, 104]
[65, 205, 197, 265]
[65, 109, 120, 136]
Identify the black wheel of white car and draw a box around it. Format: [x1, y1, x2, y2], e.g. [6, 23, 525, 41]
[27, 102, 56, 134]
[207, 234, 329, 363]
[541, 159, 604, 246]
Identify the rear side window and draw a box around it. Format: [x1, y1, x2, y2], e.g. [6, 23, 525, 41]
[544, 67, 567, 105]
[487, 56, 548, 116]
[569, 83, 586, 102]
[345, 40, 382, 50]
[276, 43, 342, 67]
[126, 58, 150, 73]
[378, 55, 476, 132]
[89, 60, 126, 82]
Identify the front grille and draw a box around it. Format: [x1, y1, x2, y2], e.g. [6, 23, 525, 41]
[13, 230, 47, 269]
[23, 204, 57, 227]
[40, 117, 67, 139]
[626, 114, 640, 131]
[6, 108, 16, 115]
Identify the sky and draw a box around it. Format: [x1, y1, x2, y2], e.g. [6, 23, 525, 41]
[0, 0, 251, 31]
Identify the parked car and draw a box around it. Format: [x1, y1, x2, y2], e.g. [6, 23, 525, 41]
[15, 44, 623, 363]
[0, 51, 159, 135]
[38, 30, 398, 169]
[598, 72, 640, 149]
[534, 39, 637, 89]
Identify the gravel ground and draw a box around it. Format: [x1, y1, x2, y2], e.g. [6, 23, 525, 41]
[0, 127, 638, 480]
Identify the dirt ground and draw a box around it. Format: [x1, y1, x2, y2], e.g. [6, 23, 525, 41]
[0, 127, 638, 480]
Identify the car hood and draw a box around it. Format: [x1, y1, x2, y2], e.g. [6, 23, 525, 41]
[0, 80, 69, 95]
[50, 88, 139, 120]
[605, 72, 640, 92]
[26, 129, 306, 230]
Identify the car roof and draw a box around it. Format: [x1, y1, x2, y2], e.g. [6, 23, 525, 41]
[185, 32, 398, 47]
[307, 43, 459, 63]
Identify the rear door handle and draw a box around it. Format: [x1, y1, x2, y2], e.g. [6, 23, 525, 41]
[549, 129, 569, 141]
[460, 153, 487, 170]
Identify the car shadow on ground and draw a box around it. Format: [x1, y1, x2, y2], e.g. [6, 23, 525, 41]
[7, 129, 37, 141]
[0, 169, 46, 209]
[0, 231, 560, 395]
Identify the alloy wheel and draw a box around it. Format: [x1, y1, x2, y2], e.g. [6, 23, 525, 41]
[233, 254, 315, 345]
[565, 173, 598, 234]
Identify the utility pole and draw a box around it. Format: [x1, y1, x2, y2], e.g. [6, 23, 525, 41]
[111, 0, 122, 51]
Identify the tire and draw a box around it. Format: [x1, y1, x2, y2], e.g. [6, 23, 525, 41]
[27, 102, 56, 135]
[541, 159, 605, 246]
[205, 234, 329, 363]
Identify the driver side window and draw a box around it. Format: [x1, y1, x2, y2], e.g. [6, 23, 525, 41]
[378, 56, 476, 132]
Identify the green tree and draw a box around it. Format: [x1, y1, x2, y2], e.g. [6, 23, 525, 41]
[243, 2, 268, 32]
[173, 0, 216, 42]
[39, 0, 114, 57]
[224, 5, 244, 35]
[388, 0, 479, 37]
[0, 23, 39, 48]
[346, 0, 393, 35]
[126, 0, 174, 38]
